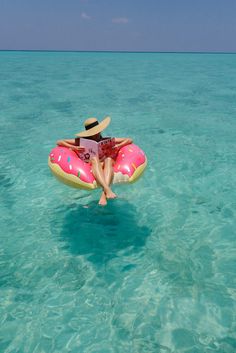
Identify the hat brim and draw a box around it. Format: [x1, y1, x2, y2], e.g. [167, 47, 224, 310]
[75, 116, 111, 137]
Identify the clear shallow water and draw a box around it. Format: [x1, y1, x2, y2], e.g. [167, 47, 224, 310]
[0, 51, 236, 353]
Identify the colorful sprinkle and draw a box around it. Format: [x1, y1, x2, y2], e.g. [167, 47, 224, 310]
[49, 144, 146, 186]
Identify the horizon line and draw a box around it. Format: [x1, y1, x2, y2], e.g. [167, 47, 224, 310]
[0, 49, 236, 54]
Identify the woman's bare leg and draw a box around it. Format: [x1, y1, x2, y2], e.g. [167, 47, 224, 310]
[99, 157, 116, 204]
[91, 157, 116, 205]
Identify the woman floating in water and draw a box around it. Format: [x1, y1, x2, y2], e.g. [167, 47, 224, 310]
[57, 116, 133, 206]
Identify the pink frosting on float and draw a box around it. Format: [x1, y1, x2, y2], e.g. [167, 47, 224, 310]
[113, 144, 146, 177]
[49, 144, 146, 184]
[49, 147, 95, 184]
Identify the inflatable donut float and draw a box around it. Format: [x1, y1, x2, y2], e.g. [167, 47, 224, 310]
[48, 144, 147, 190]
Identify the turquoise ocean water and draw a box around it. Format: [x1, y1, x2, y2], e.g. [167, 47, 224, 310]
[0, 51, 236, 353]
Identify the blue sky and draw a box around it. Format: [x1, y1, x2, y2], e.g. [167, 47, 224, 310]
[0, 0, 236, 51]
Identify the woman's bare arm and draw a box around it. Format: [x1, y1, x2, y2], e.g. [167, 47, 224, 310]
[114, 137, 133, 149]
[56, 139, 84, 152]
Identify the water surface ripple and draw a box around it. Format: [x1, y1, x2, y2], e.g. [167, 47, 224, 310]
[0, 51, 236, 353]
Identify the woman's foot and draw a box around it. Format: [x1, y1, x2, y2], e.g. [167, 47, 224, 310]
[105, 187, 117, 199]
[99, 192, 107, 206]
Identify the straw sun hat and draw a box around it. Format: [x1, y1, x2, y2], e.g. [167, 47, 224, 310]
[75, 116, 111, 138]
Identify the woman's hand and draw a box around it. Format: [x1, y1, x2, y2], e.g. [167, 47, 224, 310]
[112, 144, 120, 152]
[70, 146, 85, 152]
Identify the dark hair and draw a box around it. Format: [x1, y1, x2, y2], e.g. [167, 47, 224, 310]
[85, 133, 102, 141]
[75, 134, 102, 144]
